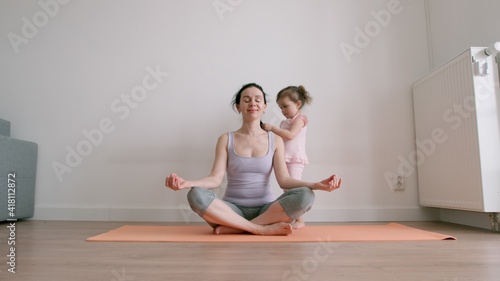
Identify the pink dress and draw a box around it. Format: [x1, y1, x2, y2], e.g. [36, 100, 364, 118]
[280, 114, 309, 165]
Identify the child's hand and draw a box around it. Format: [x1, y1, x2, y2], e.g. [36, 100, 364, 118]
[261, 123, 273, 132]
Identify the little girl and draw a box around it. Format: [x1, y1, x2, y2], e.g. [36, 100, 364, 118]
[262, 85, 312, 228]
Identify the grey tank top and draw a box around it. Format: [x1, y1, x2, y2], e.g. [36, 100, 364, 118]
[222, 131, 275, 207]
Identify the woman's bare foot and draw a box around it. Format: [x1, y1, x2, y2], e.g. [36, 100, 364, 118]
[291, 217, 306, 229]
[256, 222, 293, 236]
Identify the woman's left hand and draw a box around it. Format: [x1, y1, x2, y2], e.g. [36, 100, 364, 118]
[312, 175, 342, 192]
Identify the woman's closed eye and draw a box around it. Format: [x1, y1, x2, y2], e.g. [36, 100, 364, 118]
[244, 98, 262, 103]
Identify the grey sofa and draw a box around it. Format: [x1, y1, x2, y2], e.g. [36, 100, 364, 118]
[0, 118, 38, 221]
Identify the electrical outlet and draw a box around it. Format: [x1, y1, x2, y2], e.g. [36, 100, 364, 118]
[392, 175, 405, 191]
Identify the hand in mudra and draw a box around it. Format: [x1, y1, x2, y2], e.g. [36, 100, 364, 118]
[313, 175, 342, 192]
[165, 173, 190, 191]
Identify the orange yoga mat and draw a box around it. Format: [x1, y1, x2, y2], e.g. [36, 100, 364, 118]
[86, 223, 456, 243]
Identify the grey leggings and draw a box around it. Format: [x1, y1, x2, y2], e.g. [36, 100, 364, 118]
[187, 186, 315, 228]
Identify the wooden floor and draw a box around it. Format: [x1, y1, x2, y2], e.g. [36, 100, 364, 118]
[0, 220, 499, 281]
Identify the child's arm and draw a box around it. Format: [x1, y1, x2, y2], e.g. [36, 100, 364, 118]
[267, 117, 305, 141]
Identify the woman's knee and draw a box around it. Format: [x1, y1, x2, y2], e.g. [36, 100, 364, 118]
[294, 187, 315, 210]
[280, 187, 315, 219]
[187, 187, 216, 216]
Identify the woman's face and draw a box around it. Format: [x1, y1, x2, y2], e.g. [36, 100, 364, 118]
[237, 87, 267, 119]
[277, 96, 301, 119]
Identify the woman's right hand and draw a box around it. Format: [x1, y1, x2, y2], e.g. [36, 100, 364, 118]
[165, 173, 190, 191]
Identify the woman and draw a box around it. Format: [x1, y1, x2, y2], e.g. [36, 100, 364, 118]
[165, 83, 342, 236]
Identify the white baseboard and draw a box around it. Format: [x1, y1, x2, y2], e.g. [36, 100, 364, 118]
[31, 205, 440, 222]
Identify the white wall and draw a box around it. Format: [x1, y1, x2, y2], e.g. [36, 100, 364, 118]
[0, 0, 436, 222]
[427, 0, 500, 69]
[426, 0, 500, 229]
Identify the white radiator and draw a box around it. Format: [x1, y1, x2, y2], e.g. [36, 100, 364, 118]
[412, 43, 500, 221]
